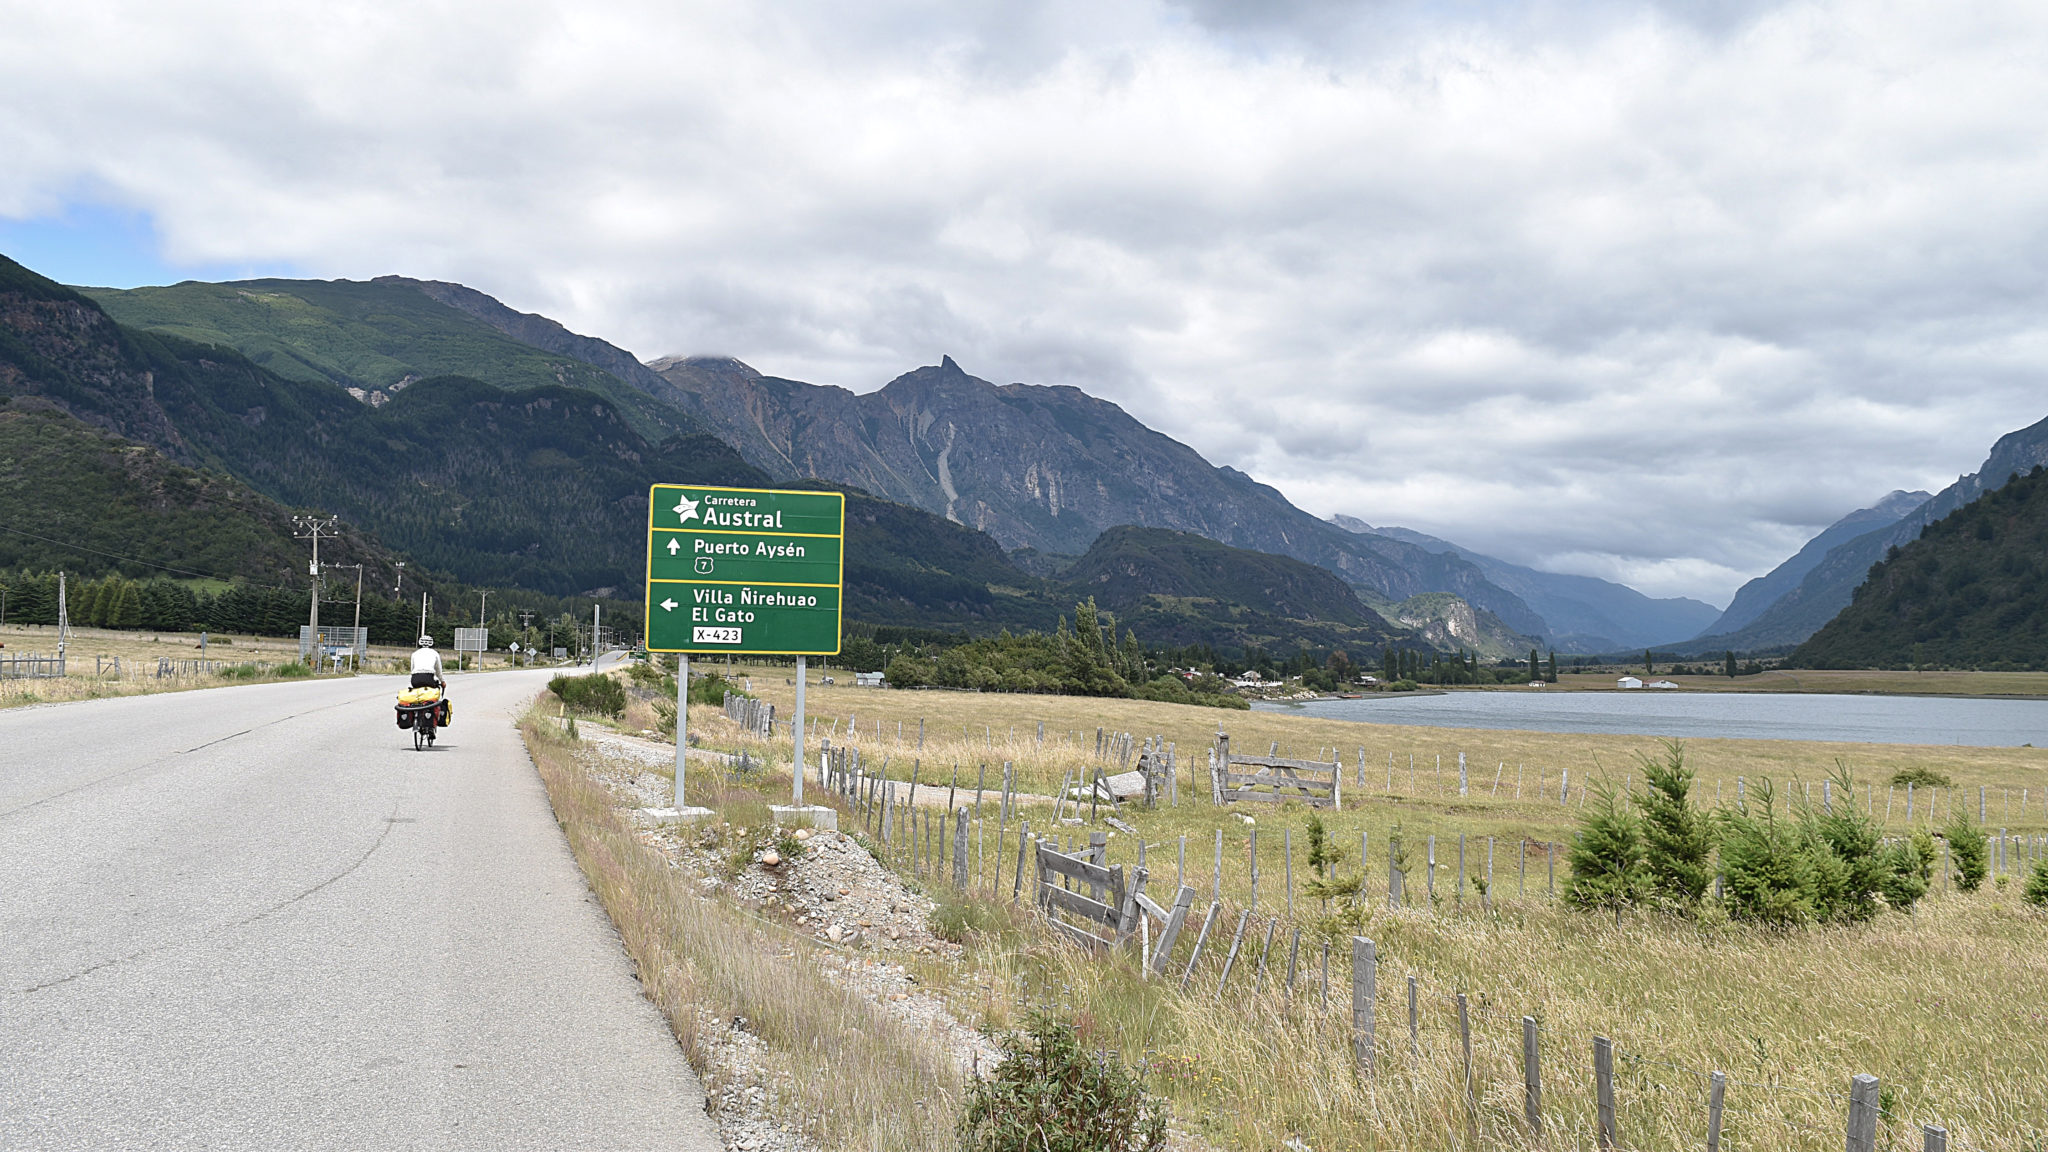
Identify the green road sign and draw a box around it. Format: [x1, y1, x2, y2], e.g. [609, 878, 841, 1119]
[645, 484, 844, 655]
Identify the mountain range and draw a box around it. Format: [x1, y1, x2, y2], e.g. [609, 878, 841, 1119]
[79, 270, 1621, 647]
[0, 253, 1445, 659]
[61, 256, 2039, 665]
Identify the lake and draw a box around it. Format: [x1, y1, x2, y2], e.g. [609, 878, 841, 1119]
[1254, 690, 2048, 747]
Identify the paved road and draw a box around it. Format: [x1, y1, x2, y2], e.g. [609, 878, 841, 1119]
[0, 667, 721, 1150]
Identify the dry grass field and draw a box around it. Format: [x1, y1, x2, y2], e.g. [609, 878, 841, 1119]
[0, 622, 543, 710]
[551, 668, 2048, 1151]
[693, 664, 2048, 839]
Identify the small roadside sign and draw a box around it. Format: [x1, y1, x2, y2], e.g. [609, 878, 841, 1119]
[644, 484, 845, 655]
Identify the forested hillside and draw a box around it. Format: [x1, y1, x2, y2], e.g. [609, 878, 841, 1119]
[1792, 466, 2048, 669]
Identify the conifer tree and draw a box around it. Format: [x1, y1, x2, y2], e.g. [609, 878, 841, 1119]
[1717, 779, 1819, 925]
[1632, 741, 1713, 909]
[1944, 812, 1989, 892]
[1724, 650, 1738, 678]
[1564, 779, 1647, 915]
[1528, 647, 1539, 682]
[1546, 651, 1557, 682]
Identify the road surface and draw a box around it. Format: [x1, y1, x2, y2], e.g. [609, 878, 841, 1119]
[0, 666, 721, 1150]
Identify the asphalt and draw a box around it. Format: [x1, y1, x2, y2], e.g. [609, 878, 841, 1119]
[0, 665, 723, 1151]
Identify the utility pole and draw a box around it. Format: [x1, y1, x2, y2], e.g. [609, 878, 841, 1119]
[56, 571, 67, 671]
[294, 514, 339, 665]
[393, 561, 406, 597]
[517, 611, 534, 668]
[591, 604, 601, 670]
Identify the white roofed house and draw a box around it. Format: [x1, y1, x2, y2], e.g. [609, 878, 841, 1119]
[1616, 676, 1644, 689]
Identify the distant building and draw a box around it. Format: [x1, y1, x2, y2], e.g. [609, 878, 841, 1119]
[854, 671, 885, 688]
[1649, 680, 1680, 689]
[1616, 676, 1644, 689]
[1528, 680, 1546, 688]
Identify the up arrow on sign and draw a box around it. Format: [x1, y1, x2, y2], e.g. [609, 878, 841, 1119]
[667, 538, 681, 555]
[659, 598, 679, 611]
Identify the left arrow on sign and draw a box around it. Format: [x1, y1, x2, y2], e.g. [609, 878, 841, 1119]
[659, 598, 679, 611]
[667, 538, 681, 555]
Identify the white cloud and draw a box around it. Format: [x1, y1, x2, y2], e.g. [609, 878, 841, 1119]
[4, 0, 2048, 603]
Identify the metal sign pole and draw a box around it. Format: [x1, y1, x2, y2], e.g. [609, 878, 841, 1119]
[675, 652, 689, 808]
[793, 655, 807, 806]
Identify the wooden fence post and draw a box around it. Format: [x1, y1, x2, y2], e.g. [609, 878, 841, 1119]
[1922, 1124, 1948, 1152]
[1217, 910, 1252, 992]
[1407, 974, 1419, 1058]
[1149, 885, 1195, 975]
[1352, 938, 1376, 1076]
[1522, 1015, 1541, 1137]
[1214, 828, 1223, 902]
[1594, 1036, 1616, 1151]
[953, 806, 969, 889]
[1846, 1074, 1880, 1152]
[1179, 902, 1222, 991]
[1457, 992, 1474, 1109]
[1013, 823, 1031, 901]
[1707, 1070, 1725, 1152]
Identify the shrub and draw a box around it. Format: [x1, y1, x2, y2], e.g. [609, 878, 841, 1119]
[958, 1009, 1167, 1152]
[688, 671, 744, 706]
[1564, 780, 1647, 914]
[549, 673, 626, 718]
[1633, 741, 1713, 909]
[274, 661, 312, 679]
[1891, 766, 1953, 789]
[2024, 859, 2048, 908]
[1945, 814, 1989, 892]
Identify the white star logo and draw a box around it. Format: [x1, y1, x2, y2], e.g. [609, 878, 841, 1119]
[673, 493, 701, 524]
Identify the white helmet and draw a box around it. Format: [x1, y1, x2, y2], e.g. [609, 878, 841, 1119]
[418, 635, 435, 647]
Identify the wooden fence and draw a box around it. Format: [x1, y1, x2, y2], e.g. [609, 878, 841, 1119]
[0, 652, 64, 679]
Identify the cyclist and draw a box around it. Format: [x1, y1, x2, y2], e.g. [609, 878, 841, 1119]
[410, 635, 445, 690]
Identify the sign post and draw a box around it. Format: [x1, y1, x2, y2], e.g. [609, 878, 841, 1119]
[644, 484, 844, 826]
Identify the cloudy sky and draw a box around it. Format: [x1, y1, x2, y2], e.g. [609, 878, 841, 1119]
[5, 0, 2046, 606]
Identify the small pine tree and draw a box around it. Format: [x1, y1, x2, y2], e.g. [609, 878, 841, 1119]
[1528, 647, 1540, 682]
[1643, 649, 1654, 675]
[1945, 813, 1989, 892]
[1564, 780, 1647, 914]
[1633, 741, 1713, 909]
[1546, 651, 1557, 683]
[1717, 780, 1819, 926]
[2025, 859, 2048, 908]
[1724, 650, 1737, 678]
[1788, 766, 1904, 923]
[1878, 839, 1929, 912]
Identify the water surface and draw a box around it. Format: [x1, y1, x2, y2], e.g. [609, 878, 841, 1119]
[1255, 690, 2048, 747]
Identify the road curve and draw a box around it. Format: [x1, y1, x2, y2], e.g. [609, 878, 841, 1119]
[0, 667, 721, 1151]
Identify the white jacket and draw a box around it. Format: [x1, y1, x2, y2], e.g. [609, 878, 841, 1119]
[410, 647, 445, 677]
